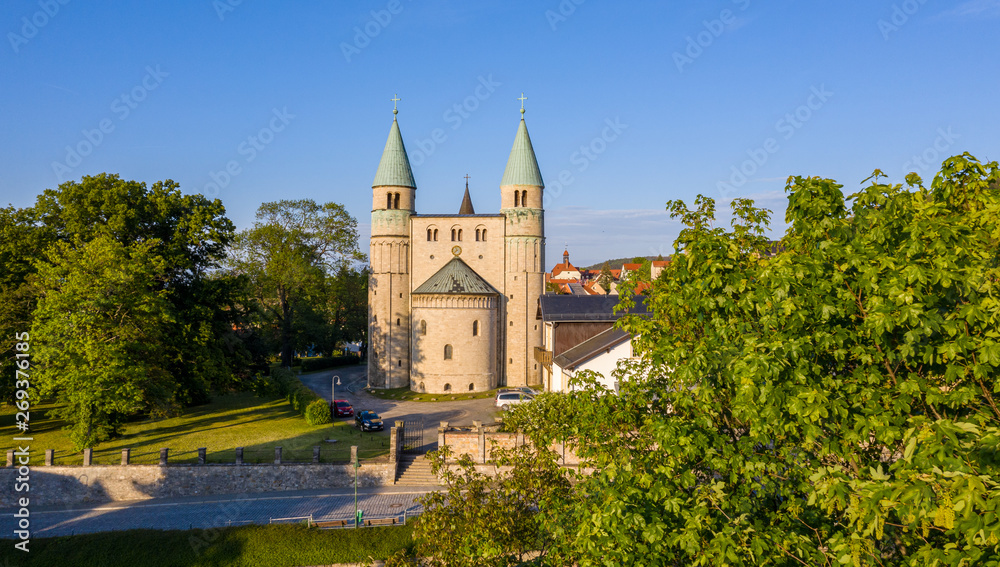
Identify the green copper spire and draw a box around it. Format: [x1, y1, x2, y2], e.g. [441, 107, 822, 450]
[372, 109, 417, 189]
[500, 108, 544, 188]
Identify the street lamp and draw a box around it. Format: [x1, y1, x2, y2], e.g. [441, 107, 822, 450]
[331, 375, 341, 415]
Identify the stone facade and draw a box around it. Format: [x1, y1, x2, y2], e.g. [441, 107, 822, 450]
[368, 113, 546, 393]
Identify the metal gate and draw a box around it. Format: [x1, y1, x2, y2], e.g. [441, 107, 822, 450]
[402, 420, 424, 454]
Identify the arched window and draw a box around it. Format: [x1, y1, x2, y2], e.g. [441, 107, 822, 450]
[475, 229, 480, 241]
[451, 229, 456, 241]
[394, 193, 400, 209]
[514, 191, 520, 207]
[427, 228, 432, 241]
[522, 190, 528, 207]
[420, 320, 427, 335]
[444, 344, 453, 360]
[472, 320, 479, 336]
[468, 383, 475, 391]
[387, 192, 393, 209]
[457, 229, 463, 241]
[444, 383, 452, 391]
[481, 228, 486, 241]
[396, 318, 400, 326]
[433, 229, 438, 241]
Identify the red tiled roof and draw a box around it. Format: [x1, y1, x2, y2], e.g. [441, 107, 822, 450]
[651, 260, 670, 267]
[610, 269, 622, 278]
[622, 263, 642, 271]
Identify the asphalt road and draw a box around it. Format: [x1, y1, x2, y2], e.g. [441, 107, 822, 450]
[297, 364, 500, 452]
[3, 485, 438, 539]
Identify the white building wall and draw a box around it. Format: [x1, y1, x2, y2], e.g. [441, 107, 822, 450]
[553, 338, 634, 393]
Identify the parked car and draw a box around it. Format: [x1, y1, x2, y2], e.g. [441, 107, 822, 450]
[500, 386, 540, 397]
[495, 391, 534, 411]
[355, 410, 384, 432]
[332, 399, 354, 417]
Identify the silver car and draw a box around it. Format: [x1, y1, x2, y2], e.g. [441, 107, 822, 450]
[495, 391, 534, 411]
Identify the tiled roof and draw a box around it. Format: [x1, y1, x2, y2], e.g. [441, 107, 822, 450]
[622, 263, 642, 271]
[413, 257, 499, 295]
[538, 294, 649, 322]
[651, 260, 670, 267]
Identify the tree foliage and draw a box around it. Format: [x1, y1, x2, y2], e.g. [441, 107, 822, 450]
[31, 236, 175, 449]
[228, 199, 364, 367]
[414, 444, 574, 567]
[426, 154, 1000, 566]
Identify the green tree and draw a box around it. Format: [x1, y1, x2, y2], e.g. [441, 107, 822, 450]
[0, 206, 52, 403]
[414, 444, 575, 567]
[595, 261, 615, 293]
[437, 154, 1000, 566]
[30, 173, 239, 403]
[31, 236, 175, 449]
[229, 200, 363, 367]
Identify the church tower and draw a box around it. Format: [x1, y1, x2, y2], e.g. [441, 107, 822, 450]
[368, 104, 415, 389]
[500, 102, 545, 387]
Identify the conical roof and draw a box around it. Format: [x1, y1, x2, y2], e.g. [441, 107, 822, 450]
[500, 118, 544, 188]
[413, 257, 499, 295]
[459, 180, 475, 214]
[372, 117, 416, 188]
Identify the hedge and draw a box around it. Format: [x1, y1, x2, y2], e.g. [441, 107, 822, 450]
[300, 355, 362, 373]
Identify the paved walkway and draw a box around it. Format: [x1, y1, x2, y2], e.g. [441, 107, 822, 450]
[4, 484, 442, 538]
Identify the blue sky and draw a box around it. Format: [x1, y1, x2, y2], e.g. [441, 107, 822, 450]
[2, 0, 998, 267]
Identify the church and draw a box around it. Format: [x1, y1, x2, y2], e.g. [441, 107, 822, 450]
[367, 101, 545, 394]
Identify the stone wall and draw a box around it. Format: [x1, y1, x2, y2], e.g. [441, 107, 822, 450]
[0, 461, 394, 508]
[438, 423, 581, 466]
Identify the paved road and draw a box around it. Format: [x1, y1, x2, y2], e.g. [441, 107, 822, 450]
[2, 485, 438, 538]
[298, 364, 500, 452]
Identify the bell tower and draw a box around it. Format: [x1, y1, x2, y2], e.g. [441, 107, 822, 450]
[368, 98, 416, 389]
[500, 95, 545, 387]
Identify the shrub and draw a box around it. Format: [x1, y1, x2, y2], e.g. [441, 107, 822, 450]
[304, 399, 331, 425]
[300, 355, 362, 373]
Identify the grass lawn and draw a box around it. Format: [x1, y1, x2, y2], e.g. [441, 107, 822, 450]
[0, 524, 415, 567]
[367, 386, 499, 402]
[0, 392, 390, 465]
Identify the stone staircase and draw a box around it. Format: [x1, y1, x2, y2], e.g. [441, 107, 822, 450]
[395, 454, 440, 485]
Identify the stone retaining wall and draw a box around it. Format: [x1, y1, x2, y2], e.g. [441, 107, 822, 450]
[437, 422, 581, 465]
[0, 461, 394, 508]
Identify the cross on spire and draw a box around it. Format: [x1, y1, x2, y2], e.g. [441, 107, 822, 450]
[518, 92, 527, 114]
[391, 94, 401, 115]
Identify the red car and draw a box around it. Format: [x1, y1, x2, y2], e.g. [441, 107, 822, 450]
[332, 399, 354, 418]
